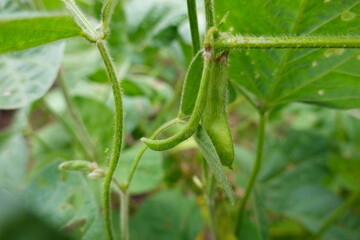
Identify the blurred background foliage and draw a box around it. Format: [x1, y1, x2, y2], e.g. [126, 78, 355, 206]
[0, 0, 360, 239]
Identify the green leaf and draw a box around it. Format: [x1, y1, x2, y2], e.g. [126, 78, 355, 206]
[125, 0, 186, 47]
[0, 191, 73, 240]
[0, 42, 65, 109]
[22, 161, 105, 240]
[0, 134, 28, 191]
[194, 126, 235, 203]
[130, 189, 202, 240]
[180, 50, 204, 115]
[115, 145, 164, 194]
[216, 0, 360, 109]
[0, 13, 81, 53]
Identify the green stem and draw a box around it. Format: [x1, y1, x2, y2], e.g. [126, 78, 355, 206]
[204, 0, 216, 31]
[205, 173, 218, 240]
[235, 112, 267, 235]
[124, 118, 182, 189]
[141, 58, 213, 151]
[311, 188, 360, 240]
[97, 40, 124, 240]
[101, 0, 118, 37]
[119, 188, 129, 240]
[59, 74, 99, 162]
[62, 0, 99, 39]
[186, 0, 201, 54]
[112, 179, 129, 240]
[214, 35, 360, 50]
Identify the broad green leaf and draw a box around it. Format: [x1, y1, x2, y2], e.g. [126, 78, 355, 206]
[194, 125, 235, 203]
[115, 145, 164, 194]
[0, 134, 28, 191]
[180, 50, 204, 115]
[0, 42, 65, 109]
[0, 191, 72, 240]
[216, 0, 360, 109]
[258, 129, 360, 239]
[22, 162, 105, 240]
[0, 14, 81, 53]
[130, 189, 202, 240]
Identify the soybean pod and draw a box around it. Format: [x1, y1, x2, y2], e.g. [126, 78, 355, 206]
[201, 51, 234, 168]
[141, 51, 213, 151]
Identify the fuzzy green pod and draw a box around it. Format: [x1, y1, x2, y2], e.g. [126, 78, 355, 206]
[201, 51, 234, 168]
[58, 160, 97, 172]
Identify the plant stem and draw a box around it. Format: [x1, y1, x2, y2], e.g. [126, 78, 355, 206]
[205, 173, 218, 240]
[58, 74, 99, 162]
[311, 188, 360, 240]
[235, 112, 267, 235]
[214, 35, 360, 50]
[124, 118, 182, 189]
[97, 40, 124, 240]
[113, 179, 129, 240]
[62, 0, 99, 39]
[186, 0, 201, 54]
[204, 0, 216, 31]
[119, 188, 129, 240]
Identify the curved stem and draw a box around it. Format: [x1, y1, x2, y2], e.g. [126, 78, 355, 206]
[187, 0, 201, 54]
[97, 40, 124, 240]
[214, 35, 360, 50]
[124, 118, 183, 189]
[235, 112, 266, 235]
[311, 188, 360, 240]
[141, 57, 212, 151]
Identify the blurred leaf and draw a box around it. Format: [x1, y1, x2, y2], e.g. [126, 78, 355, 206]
[0, 191, 73, 240]
[194, 126, 235, 203]
[180, 51, 203, 115]
[0, 42, 65, 109]
[130, 189, 202, 240]
[0, 13, 81, 53]
[115, 145, 164, 194]
[125, 0, 186, 47]
[217, 0, 360, 109]
[22, 162, 105, 240]
[0, 134, 28, 191]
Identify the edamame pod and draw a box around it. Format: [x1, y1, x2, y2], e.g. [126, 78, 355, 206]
[201, 51, 234, 168]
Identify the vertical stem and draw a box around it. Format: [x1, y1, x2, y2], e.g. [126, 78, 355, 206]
[97, 40, 124, 240]
[186, 0, 201, 54]
[204, 0, 216, 31]
[311, 188, 360, 240]
[205, 174, 218, 240]
[119, 189, 129, 240]
[235, 112, 267, 235]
